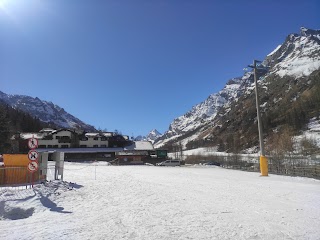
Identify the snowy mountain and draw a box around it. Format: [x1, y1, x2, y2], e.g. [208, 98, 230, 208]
[135, 129, 162, 143]
[154, 71, 258, 148]
[155, 27, 320, 150]
[0, 91, 95, 131]
[158, 73, 253, 139]
[265, 26, 320, 78]
[147, 129, 162, 141]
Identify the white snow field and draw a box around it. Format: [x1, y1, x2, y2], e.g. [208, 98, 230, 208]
[1, 162, 320, 240]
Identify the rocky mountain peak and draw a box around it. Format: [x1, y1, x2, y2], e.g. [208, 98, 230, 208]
[0, 91, 95, 131]
[135, 129, 162, 143]
[155, 27, 320, 149]
[300, 27, 320, 37]
[265, 27, 320, 78]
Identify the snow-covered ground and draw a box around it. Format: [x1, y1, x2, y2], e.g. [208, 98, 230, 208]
[1, 162, 320, 240]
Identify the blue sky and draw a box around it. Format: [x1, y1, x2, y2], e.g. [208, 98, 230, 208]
[0, 0, 319, 137]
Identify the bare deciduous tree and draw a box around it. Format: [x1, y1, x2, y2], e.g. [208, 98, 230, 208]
[300, 137, 319, 156]
[266, 127, 294, 172]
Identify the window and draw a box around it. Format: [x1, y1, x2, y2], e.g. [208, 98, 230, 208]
[43, 135, 53, 140]
[80, 145, 87, 148]
[100, 145, 107, 148]
[59, 136, 71, 143]
[93, 145, 98, 148]
[56, 136, 61, 139]
[94, 137, 99, 141]
[38, 145, 46, 148]
[61, 145, 69, 148]
[101, 137, 107, 141]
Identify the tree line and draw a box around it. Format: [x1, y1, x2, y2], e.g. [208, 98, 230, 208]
[0, 102, 55, 153]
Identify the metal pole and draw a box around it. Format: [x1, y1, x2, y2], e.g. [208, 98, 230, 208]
[26, 169, 28, 189]
[253, 60, 265, 156]
[253, 60, 268, 176]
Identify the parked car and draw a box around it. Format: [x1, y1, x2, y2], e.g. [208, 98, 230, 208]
[156, 160, 181, 167]
[204, 161, 221, 166]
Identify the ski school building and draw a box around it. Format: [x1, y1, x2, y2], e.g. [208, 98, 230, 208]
[10, 128, 167, 165]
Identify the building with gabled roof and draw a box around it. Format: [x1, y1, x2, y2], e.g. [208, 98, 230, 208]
[10, 128, 165, 164]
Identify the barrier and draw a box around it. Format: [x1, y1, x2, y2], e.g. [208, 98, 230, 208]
[0, 167, 37, 187]
[0, 154, 40, 188]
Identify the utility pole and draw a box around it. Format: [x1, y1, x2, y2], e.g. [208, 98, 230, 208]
[253, 60, 265, 156]
[249, 60, 268, 176]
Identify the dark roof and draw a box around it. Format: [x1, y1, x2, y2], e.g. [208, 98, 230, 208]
[37, 147, 124, 153]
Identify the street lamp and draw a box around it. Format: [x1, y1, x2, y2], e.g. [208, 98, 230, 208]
[248, 60, 268, 176]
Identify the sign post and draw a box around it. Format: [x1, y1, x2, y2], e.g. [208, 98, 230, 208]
[27, 137, 38, 188]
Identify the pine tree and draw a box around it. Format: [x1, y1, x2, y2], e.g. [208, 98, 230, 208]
[0, 104, 10, 152]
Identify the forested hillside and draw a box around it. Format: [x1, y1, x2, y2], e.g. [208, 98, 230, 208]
[0, 101, 56, 153]
[192, 69, 320, 152]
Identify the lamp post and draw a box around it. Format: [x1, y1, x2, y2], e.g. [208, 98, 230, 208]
[248, 60, 268, 176]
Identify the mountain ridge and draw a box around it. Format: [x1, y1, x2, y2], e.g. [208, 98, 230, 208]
[135, 129, 162, 143]
[0, 91, 95, 131]
[154, 27, 320, 151]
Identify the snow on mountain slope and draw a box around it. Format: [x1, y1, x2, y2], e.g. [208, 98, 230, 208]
[155, 27, 320, 148]
[0, 91, 95, 131]
[155, 73, 253, 148]
[267, 45, 282, 57]
[294, 117, 320, 149]
[266, 27, 320, 78]
[171, 78, 243, 131]
[135, 129, 162, 143]
[147, 129, 162, 141]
